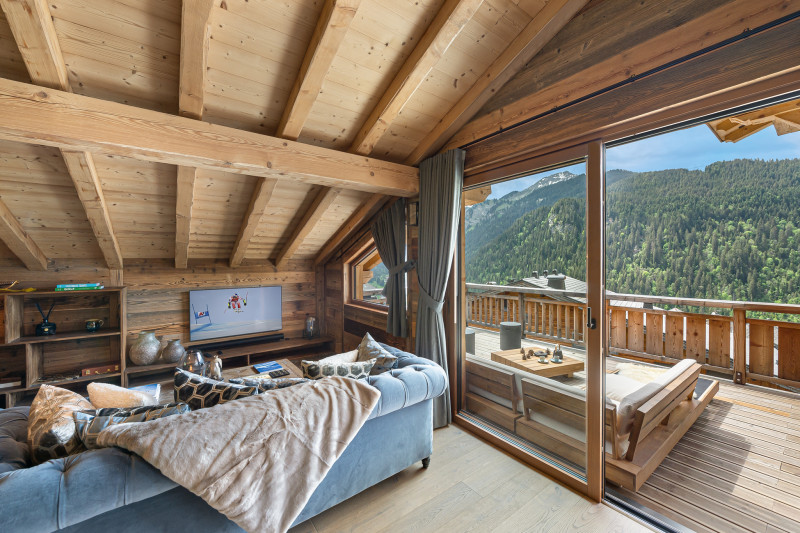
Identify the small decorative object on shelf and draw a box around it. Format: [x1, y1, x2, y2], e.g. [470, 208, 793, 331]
[208, 355, 223, 380]
[85, 318, 104, 332]
[34, 301, 57, 336]
[159, 339, 186, 364]
[180, 349, 207, 376]
[552, 344, 563, 364]
[129, 331, 161, 365]
[0, 376, 22, 389]
[35, 372, 81, 384]
[302, 314, 318, 339]
[81, 364, 120, 377]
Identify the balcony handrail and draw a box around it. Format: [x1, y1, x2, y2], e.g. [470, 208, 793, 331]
[466, 282, 586, 299]
[607, 292, 800, 314]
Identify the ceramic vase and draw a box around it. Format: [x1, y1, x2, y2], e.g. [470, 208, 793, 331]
[160, 339, 186, 364]
[129, 331, 161, 366]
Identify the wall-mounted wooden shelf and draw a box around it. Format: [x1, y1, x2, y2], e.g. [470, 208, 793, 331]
[3, 329, 121, 346]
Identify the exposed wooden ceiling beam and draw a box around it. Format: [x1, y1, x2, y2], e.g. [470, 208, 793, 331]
[175, 166, 197, 269]
[314, 193, 385, 265]
[464, 185, 491, 205]
[1, 0, 124, 269]
[404, 0, 589, 165]
[0, 78, 419, 196]
[0, 196, 47, 270]
[276, 0, 361, 141]
[61, 151, 123, 269]
[179, 0, 214, 120]
[276, 187, 341, 270]
[349, 0, 484, 155]
[230, 177, 279, 268]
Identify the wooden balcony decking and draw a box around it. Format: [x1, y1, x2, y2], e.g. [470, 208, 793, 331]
[470, 328, 800, 533]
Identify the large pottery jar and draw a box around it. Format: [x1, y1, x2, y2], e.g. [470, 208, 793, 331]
[129, 331, 161, 366]
[160, 339, 186, 364]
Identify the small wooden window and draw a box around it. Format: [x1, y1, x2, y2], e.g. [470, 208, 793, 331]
[352, 247, 388, 307]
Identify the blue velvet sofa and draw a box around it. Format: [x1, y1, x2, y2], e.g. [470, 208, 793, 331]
[0, 344, 447, 532]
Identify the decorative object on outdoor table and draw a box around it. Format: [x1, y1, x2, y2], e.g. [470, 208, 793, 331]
[129, 331, 161, 365]
[159, 339, 186, 364]
[208, 355, 223, 381]
[180, 349, 207, 376]
[552, 344, 563, 364]
[34, 301, 56, 336]
[535, 350, 548, 364]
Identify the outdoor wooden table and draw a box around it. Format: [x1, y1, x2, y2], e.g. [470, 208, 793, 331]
[490, 348, 584, 378]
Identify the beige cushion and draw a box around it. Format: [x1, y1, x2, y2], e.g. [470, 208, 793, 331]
[604, 374, 646, 402]
[87, 382, 158, 409]
[320, 349, 358, 364]
[28, 385, 94, 464]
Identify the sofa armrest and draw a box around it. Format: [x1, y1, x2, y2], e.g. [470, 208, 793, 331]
[364, 344, 447, 419]
[0, 447, 176, 533]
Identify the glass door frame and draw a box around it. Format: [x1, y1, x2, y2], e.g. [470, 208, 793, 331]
[453, 141, 606, 500]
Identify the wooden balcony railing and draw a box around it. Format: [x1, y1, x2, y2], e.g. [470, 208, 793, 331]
[465, 283, 800, 391]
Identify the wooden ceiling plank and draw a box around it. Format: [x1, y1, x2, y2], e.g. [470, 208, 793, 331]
[276, 0, 362, 141]
[179, 0, 214, 120]
[0, 78, 419, 196]
[1, 0, 125, 268]
[314, 193, 385, 265]
[404, 0, 589, 164]
[276, 187, 341, 270]
[175, 166, 197, 269]
[348, 0, 485, 155]
[61, 150, 123, 269]
[230, 177, 279, 268]
[0, 196, 47, 270]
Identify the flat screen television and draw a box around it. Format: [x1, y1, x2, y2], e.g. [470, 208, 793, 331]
[189, 286, 282, 342]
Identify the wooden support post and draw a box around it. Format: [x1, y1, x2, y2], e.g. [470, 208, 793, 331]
[733, 308, 747, 384]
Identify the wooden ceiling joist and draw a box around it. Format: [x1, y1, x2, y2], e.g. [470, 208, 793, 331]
[179, 0, 215, 121]
[174, 166, 197, 269]
[1, 0, 123, 269]
[314, 193, 385, 265]
[348, 0, 485, 155]
[61, 151, 123, 269]
[707, 99, 800, 143]
[275, 187, 341, 270]
[404, 0, 589, 164]
[0, 78, 419, 196]
[229, 177, 279, 268]
[277, 0, 362, 141]
[0, 197, 47, 271]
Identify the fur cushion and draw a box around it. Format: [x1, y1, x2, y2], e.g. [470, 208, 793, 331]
[87, 382, 158, 409]
[27, 385, 94, 464]
[356, 333, 397, 375]
[174, 368, 259, 410]
[74, 403, 190, 449]
[301, 359, 375, 380]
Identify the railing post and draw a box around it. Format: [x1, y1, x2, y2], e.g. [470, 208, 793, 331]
[518, 293, 525, 337]
[733, 308, 747, 384]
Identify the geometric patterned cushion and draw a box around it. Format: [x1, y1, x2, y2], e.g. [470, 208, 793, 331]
[228, 376, 310, 392]
[300, 358, 375, 380]
[174, 368, 259, 410]
[356, 333, 398, 375]
[27, 385, 94, 464]
[73, 403, 190, 449]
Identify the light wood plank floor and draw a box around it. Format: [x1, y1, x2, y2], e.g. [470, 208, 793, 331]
[473, 328, 800, 533]
[290, 425, 651, 533]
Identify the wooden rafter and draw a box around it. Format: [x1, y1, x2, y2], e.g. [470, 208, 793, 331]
[175, 166, 197, 269]
[0, 0, 124, 269]
[314, 193, 385, 266]
[61, 151, 123, 269]
[464, 185, 491, 206]
[349, 0, 484, 155]
[0, 196, 47, 270]
[230, 177, 279, 268]
[175, 0, 214, 269]
[404, 0, 589, 164]
[707, 99, 800, 143]
[275, 187, 341, 270]
[0, 78, 419, 196]
[276, 0, 362, 141]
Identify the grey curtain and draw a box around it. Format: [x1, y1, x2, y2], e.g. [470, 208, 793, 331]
[415, 149, 464, 428]
[371, 199, 414, 337]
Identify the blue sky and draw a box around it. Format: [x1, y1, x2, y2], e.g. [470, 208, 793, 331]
[486, 124, 800, 199]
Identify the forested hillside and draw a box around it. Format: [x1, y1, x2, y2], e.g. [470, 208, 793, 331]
[466, 159, 800, 305]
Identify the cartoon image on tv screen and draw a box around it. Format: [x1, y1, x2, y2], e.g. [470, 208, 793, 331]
[190, 286, 282, 342]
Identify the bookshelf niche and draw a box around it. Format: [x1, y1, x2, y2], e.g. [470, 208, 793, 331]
[0, 287, 127, 407]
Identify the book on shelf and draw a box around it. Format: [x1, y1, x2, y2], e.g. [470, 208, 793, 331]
[55, 283, 102, 289]
[0, 377, 22, 389]
[54, 285, 105, 291]
[129, 383, 161, 402]
[253, 361, 283, 374]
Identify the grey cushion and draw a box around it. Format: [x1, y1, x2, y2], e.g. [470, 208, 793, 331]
[74, 403, 190, 449]
[356, 333, 398, 375]
[0, 407, 31, 473]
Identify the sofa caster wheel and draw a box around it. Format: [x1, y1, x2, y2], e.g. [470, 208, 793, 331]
[422, 457, 431, 469]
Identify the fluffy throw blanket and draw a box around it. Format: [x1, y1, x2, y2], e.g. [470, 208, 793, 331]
[97, 377, 381, 533]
